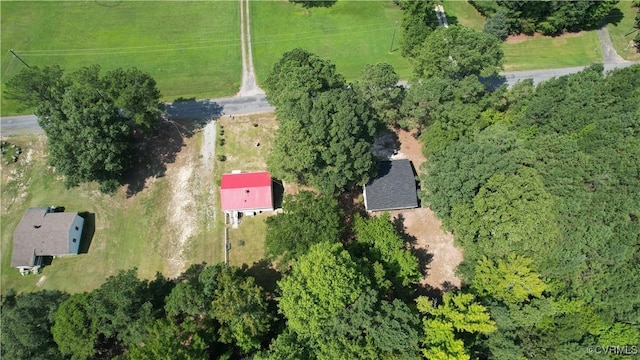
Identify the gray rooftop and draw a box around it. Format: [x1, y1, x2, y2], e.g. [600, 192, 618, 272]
[364, 159, 418, 212]
[11, 208, 79, 267]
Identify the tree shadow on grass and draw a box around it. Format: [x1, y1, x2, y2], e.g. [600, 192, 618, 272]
[123, 100, 223, 197]
[243, 259, 282, 295]
[445, 14, 459, 27]
[78, 212, 95, 254]
[601, 8, 624, 28]
[291, 0, 337, 9]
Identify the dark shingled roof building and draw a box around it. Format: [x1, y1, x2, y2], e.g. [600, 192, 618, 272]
[11, 207, 84, 275]
[364, 159, 418, 212]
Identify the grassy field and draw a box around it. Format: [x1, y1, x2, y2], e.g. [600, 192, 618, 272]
[250, 0, 411, 84]
[502, 32, 601, 71]
[0, 1, 241, 116]
[607, 1, 640, 61]
[1, 131, 219, 295]
[443, 0, 485, 31]
[214, 114, 278, 268]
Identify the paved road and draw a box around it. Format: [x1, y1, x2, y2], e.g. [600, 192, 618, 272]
[1, 62, 637, 137]
[0, 95, 274, 137]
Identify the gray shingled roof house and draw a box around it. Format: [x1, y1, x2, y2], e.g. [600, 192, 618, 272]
[363, 159, 419, 212]
[11, 208, 84, 275]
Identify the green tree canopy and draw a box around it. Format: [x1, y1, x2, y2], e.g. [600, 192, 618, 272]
[315, 288, 421, 360]
[472, 254, 546, 304]
[265, 191, 344, 267]
[1, 290, 69, 360]
[354, 63, 405, 127]
[417, 292, 496, 360]
[210, 266, 273, 352]
[51, 292, 98, 360]
[4, 65, 163, 192]
[267, 86, 379, 193]
[89, 269, 157, 349]
[125, 319, 208, 360]
[278, 242, 371, 337]
[450, 166, 564, 278]
[470, 0, 619, 35]
[411, 25, 504, 80]
[398, 0, 439, 58]
[352, 213, 420, 288]
[263, 48, 344, 110]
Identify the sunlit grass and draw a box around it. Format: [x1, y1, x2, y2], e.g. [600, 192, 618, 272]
[1, 1, 241, 116]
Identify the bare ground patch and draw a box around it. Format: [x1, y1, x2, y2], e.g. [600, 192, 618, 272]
[388, 208, 462, 290]
[384, 128, 463, 290]
[162, 134, 209, 278]
[505, 31, 587, 44]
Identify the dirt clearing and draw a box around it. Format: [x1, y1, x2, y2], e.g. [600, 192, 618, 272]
[389, 129, 463, 290]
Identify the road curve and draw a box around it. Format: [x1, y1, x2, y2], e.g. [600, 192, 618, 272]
[1, 62, 637, 137]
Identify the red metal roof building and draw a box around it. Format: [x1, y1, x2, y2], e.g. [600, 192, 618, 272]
[220, 171, 274, 212]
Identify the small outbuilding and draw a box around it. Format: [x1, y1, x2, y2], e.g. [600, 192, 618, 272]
[11, 207, 84, 275]
[363, 159, 419, 212]
[220, 171, 274, 227]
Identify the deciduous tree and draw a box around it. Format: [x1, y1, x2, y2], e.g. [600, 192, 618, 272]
[4, 65, 162, 192]
[411, 25, 503, 80]
[354, 63, 405, 127]
[0, 290, 68, 360]
[278, 242, 370, 337]
[267, 87, 379, 193]
[52, 293, 98, 360]
[353, 213, 420, 288]
[417, 292, 496, 360]
[265, 191, 343, 266]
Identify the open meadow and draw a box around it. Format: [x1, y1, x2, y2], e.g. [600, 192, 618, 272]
[0, 1, 241, 116]
[250, 1, 411, 84]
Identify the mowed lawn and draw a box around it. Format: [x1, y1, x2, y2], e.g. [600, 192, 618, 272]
[250, 1, 411, 83]
[214, 114, 278, 268]
[502, 32, 601, 71]
[443, 0, 602, 71]
[443, 0, 485, 31]
[0, 1, 241, 116]
[606, 1, 640, 61]
[1, 133, 219, 294]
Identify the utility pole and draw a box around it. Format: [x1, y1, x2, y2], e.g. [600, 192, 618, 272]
[389, 21, 399, 53]
[9, 49, 31, 68]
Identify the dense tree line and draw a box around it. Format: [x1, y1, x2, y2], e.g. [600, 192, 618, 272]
[4, 65, 162, 192]
[470, 0, 619, 35]
[418, 64, 640, 356]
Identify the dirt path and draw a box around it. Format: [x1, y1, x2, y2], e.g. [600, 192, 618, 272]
[238, 0, 264, 96]
[165, 154, 198, 278]
[597, 26, 628, 64]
